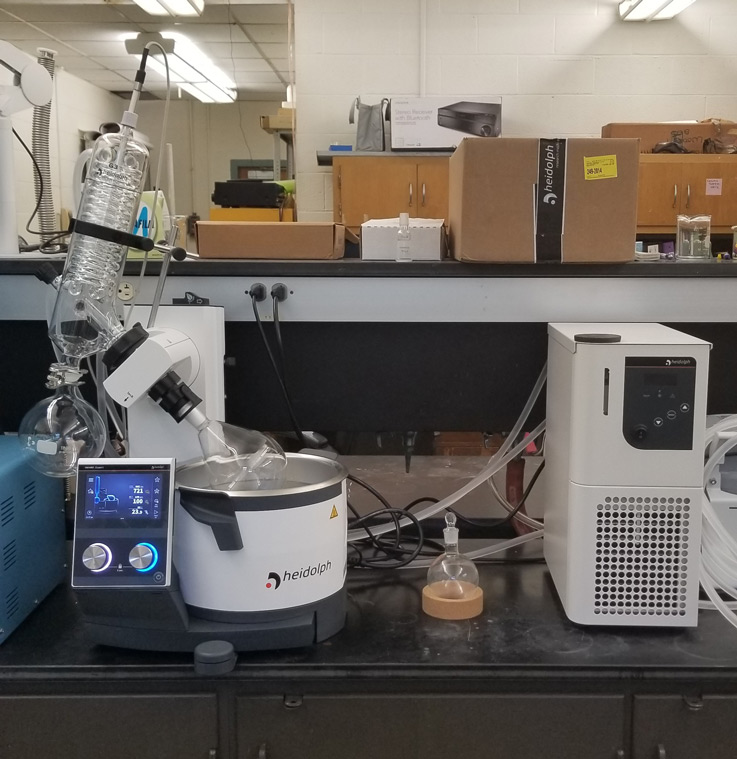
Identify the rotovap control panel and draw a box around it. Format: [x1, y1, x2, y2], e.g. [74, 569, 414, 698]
[71, 458, 175, 589]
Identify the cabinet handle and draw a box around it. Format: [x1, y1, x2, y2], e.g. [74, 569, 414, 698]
[656, 745, 666, 759]
[422, 182, 427, 206]
[686, 183, 691, 208]
[409, 182, 413, 207]
[672, 184, 678, 208]
[683, 695, 704, 711]
[337, 168, 342, 190]
[258, 743, 267, 759]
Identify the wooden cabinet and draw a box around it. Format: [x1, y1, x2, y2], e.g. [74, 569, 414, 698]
[637, 154, 737, 232]
[332, 155, 449, 230]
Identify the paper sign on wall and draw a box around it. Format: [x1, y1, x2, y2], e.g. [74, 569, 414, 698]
[705, 178, 723, 196]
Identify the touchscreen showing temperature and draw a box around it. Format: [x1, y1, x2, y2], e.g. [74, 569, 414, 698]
[83, 469, 167, 522]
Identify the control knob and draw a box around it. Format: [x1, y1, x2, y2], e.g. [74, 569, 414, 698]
[129, 542, 157, 571]
[632, 424, 648, 441]
[82, 542, 112, 572]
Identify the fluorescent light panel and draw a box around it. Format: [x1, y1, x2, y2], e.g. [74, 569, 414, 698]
[132, 0, 204, 17]
[619, 0, 697, 20]
[124, 32, 236, 104]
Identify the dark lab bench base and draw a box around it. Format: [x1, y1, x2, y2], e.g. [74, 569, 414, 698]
[3, 561, 737, 759]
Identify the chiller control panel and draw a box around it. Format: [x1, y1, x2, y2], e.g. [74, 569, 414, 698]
[622, 357, 697, 450]
[71, 458, 175, 589]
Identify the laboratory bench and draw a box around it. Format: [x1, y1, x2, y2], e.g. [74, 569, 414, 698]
[2, 553, 737, 758]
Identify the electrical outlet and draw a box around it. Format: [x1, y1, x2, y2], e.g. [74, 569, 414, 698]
[118, 281, 135, 301]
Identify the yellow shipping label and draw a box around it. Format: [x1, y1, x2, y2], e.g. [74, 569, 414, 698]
[584, 154, 618, 181]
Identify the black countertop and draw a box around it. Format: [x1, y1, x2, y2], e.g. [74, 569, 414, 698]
[3, 554, 737, 684]
[4, 257, 737, 279]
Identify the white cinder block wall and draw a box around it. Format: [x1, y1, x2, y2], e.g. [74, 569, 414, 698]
[11, 68, 124, 247]
[294, 0, 737, 221]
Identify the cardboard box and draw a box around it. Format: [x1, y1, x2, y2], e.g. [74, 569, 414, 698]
[196, 222, 345, 260]
[259, 112, 295, 131]
[391, 97, 501, 150]
[449, 137, 639, 264]
[602, 120, 737, 153]
[209, 207, 295, 223]
[361, 217, 446, 261]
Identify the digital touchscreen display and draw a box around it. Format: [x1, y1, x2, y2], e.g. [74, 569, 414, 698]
[82, 467, 169, 522]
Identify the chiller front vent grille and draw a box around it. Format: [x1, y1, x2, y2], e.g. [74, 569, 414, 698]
[0, 496, 14, 527]
[594, 496, 690, 617]
[23, 481, 36, 510]
[3, 540, 17, 572]
[6, 587, 19, 620]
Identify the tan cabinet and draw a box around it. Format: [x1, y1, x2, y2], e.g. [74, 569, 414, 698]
[637, 154, 737, 232]
[332, 155, 449, 230]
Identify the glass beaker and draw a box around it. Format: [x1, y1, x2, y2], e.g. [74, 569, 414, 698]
[676, 215, 711, 260]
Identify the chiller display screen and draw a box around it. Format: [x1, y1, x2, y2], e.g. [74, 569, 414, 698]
[83, 471, 166, 521]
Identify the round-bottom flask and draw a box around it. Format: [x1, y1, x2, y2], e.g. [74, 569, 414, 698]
[18, 363, 106, 478]
[422, 513, 484, 619]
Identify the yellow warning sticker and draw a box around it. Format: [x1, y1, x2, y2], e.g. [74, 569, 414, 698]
[330, 505, 339, 519]
[584, 154, 618, 181]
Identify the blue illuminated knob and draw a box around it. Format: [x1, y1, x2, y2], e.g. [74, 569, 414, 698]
[129, 542, 158, 572]
[82, 542, 112, 573]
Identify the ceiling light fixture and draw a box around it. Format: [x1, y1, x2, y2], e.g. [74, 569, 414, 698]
[124, 32, 236, 104]
[131, 0, 204, 18]
[618, 0, 697, 21]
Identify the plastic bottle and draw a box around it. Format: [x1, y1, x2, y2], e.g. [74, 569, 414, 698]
[396, 212, 412, 262]
[49, 111, 149, 360]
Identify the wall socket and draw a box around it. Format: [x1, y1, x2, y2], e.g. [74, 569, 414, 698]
[118, 281, 135, 301]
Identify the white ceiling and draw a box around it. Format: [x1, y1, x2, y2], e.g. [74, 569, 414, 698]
[0, 0, 291, 101]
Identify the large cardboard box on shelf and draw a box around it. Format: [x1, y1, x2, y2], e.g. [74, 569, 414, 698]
[196, 222, 345, 259]
[448, 137, 639, 264]
[601, 120, 737, 153]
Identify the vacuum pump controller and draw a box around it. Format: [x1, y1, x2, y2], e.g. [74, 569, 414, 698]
[71, 458, 175, 589]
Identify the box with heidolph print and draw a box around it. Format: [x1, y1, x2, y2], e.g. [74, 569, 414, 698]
[448, 137, 639, 263]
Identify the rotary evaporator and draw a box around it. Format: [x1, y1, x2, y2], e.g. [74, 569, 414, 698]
[18, 46, 348, 656]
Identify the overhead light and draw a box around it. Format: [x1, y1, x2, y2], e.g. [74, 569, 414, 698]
[124, 32, 236, 103]
[618, 0, 697, 21]
[131, 0, 204, 17]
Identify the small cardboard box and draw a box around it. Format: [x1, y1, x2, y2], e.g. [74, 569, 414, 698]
[391, 97, 502, 150]
[449, 137, 639, 264]
[602, 120, 737, 153]
[361, 218, 446, 261]
[196, 222, 345, 260]
[259, 112, 295, 131]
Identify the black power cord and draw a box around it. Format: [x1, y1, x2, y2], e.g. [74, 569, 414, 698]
[248, 286, 307, 448]
[12, 128, 70, 253]
[403, 460, 545, 532]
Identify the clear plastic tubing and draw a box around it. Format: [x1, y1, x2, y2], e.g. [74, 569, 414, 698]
[49, 115, 149, 360]
[346, 364, 547, 543]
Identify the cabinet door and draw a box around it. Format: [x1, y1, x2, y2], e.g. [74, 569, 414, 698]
[680, 158, 737, 226]
[415, 158, 449, 221]
[236, 693, 625, 759]
[637, 158, 682, 227]
[0, 693, 218, 759]
[633, 694, 737, 759]
[333, 157, 417, 227]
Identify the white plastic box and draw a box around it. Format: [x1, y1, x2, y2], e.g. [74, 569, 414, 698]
[361, 218, 445, 261]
